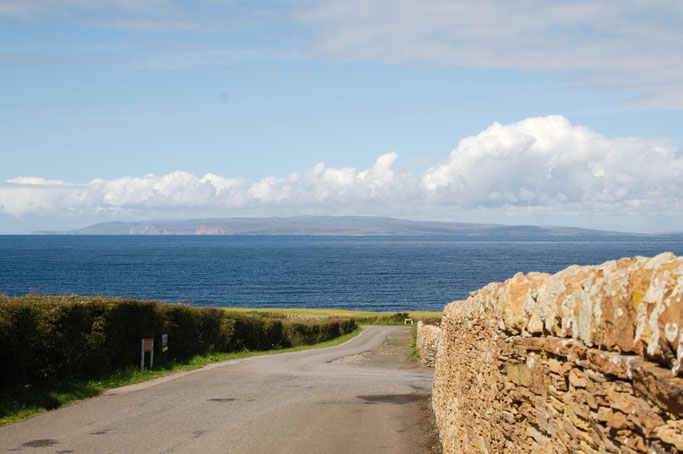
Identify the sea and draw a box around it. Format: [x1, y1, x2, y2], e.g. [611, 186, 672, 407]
[1, 235, 682, 312]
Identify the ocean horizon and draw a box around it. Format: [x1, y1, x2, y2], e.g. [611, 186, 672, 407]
[1, 235, 682, 312]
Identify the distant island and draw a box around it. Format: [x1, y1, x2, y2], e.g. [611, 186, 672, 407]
[29, 215, 679, 238]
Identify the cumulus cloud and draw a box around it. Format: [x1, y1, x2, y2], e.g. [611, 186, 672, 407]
[1, 116, 682, 226]
[421, 116, 683, 216]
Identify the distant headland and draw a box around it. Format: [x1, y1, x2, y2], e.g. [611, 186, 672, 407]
[29, 215, 681, 238]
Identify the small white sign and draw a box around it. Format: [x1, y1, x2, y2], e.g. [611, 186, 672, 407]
[143, 338, 154, 352]
[141, 338, 154, 369]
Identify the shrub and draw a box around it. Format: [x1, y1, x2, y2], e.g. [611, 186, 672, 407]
[0, 296, 354, 392]
[355, 312, 411, 325]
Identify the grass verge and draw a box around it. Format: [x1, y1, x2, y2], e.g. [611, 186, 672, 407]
[222, 307, 442, 321]
[410, 325, 421, 361]
[0, 327, 362, 427]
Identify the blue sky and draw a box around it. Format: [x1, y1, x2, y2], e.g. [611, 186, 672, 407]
[1, 0, 682, 233]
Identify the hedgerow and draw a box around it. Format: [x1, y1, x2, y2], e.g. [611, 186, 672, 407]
[0, 296, 355, 392]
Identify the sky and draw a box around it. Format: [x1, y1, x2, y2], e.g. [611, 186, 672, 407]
[1, 0, 682, 234]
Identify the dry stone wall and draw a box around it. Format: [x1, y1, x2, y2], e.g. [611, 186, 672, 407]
[432, 252, 683, 453]
[417, 321, 442, 367]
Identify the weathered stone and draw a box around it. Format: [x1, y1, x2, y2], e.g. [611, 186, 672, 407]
[653, 420, 683, 450]
[583, 350, 630, 379]
[526, 424, 550, 445]
[596, 406, 612, 422]
[550, 374, 568, 392]
[648, 440, 679, 454]
[607, 388, 634, 414]
[569, 399, 591, 421]
[580, 424, 605, 449]
[416, 320, 441, 367]
[577, 440, 601, 454]
[519, 402, 538, 422]
[594, 393, 610, 406]
[541, 337, 587, 361]
[574, 389, 598, 410]
[534, 405, 556, 438]
[628, 357, 683, 416]
[569, 368, 588, 388]
[583, 368, 607, 383]
[607, 411, 632, 430]
[510, 336, 548, 351]
[615, 436, 645, 453]
[507, 363, 532, 387]
[501, 410, 516, 424]
[625, 398, 665, 437]
[432, 254, 683, 454]
[546, 358, 563, 374]
[548, 394, 564, 413]
[565, 402, 591, 431]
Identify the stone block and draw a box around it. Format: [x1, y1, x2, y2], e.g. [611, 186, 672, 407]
[653, 420, 683, 451]
[569, 368, 588, 388]
[596, 406, 612, 422]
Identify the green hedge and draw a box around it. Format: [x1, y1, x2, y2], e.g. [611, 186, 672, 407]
[0, 296, 355, 392]
[284, 318, 356, 347]
[355, 312, 411, 325]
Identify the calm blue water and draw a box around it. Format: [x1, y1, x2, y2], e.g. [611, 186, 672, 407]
[1, 236, 682, 312]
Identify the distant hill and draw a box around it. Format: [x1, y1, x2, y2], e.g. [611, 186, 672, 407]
[30, 215, 662, 238]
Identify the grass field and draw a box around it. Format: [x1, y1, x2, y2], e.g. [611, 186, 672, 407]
[221, 307, 443, 320]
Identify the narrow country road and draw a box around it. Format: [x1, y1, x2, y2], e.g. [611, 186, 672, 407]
[0, 326, 439, 453]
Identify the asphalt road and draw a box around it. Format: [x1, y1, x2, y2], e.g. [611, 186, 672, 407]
[0, 326, 437, 453]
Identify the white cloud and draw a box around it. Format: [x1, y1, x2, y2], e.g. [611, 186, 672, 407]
[0, 0, 198, 31]
[144, 48, 301, 70]
[4, 1, 682, 106]
[421, 115, 683, 216]
[293, 0, 683, 109]
[1, 116, 681, 229]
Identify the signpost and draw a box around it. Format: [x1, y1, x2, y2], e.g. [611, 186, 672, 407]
[161, 334, 168, 352]
[141, 338, 154, 369]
